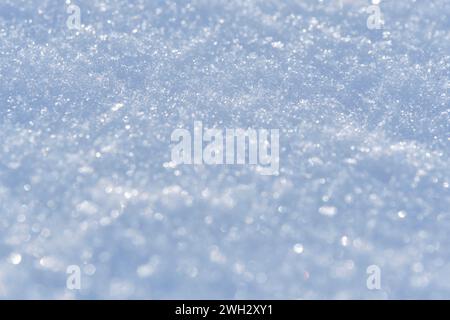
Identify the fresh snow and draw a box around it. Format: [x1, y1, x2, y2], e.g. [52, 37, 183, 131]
[0, 0, 449, 299]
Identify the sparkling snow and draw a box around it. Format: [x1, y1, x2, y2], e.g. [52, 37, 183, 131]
[0, 0, 449, 299]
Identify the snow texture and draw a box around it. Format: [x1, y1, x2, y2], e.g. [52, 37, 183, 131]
[0, 0, 449, 299]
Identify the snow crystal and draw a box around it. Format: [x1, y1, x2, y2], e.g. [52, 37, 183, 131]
[0, 0, 449, 299]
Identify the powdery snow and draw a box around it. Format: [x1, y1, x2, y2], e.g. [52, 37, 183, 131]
[0, 0, 449, 299]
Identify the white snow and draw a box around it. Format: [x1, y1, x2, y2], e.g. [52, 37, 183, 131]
[0, 0, 449, 299]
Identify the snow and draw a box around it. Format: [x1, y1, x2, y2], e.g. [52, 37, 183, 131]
[0, 0, 449, 299]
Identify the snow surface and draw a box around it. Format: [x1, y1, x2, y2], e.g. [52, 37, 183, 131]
[0, 0, 449, 299]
